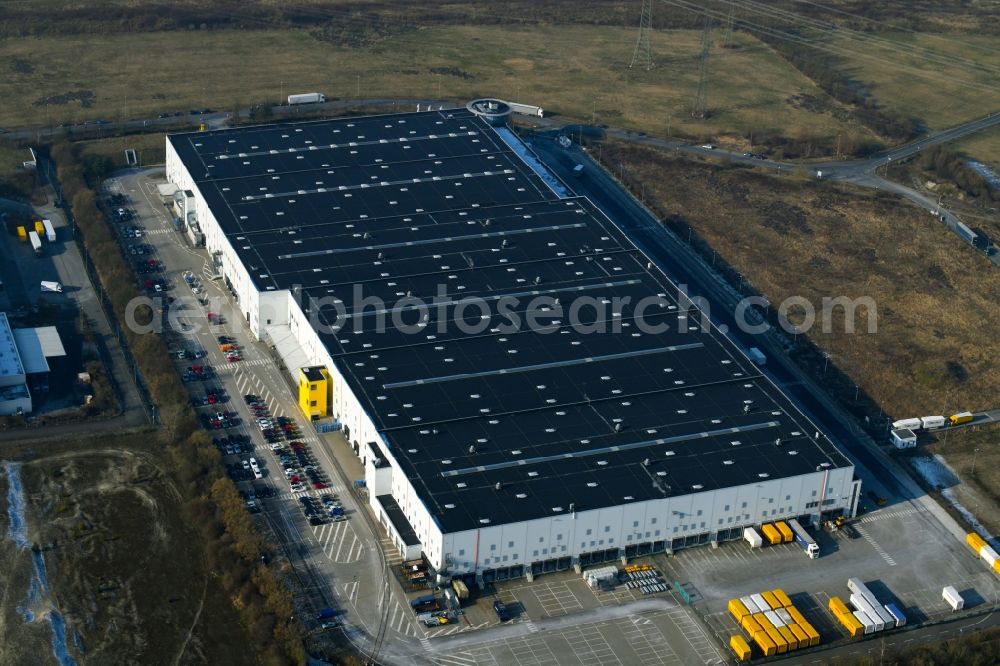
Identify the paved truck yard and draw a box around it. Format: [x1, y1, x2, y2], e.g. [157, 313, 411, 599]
[91, 103, 1000, 665]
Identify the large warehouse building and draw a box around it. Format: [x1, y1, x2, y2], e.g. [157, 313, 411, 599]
[166, 105, 859, 582]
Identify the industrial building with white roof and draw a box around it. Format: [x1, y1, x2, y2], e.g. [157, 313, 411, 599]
[165, 107, 859, 583]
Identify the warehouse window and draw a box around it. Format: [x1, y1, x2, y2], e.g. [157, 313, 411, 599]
[508, 541, 514, 548]
[718, 519, 723, 525]
[633, 521, 639, 527]
[533, 550, 539, 557]
[628, 535, 633, 541]
[458, 549, 465, 556]
[539, 537, 544, 543]
[513, 554, 519, 561]
[655, 530, 660, 536]
[604, 526, 610, 533]
[609, 538, 614, 544]
[310, 400, 317, 407]
[557, 534, 563, 541]
[741, 502, 747, 508]
[724, 504, 730, 511]
[651, 517, 657, 524]
[785, 495, 791, 501]
[310, 384, 317, 390]
[696, 509, 702, 516]
[490, 544, 496, 551]
[502, 555, 508, 562]
[586, 529, 592, 536]
[812, 490, 817, 496]
[769, 498, 774, 504]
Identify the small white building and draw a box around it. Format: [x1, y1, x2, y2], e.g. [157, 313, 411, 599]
[890, 428, 917, 449]
[0, 313, 31, 416]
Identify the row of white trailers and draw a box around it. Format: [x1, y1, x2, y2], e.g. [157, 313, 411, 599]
[892, 412, 972, 432]
[847, 577, 907, 635]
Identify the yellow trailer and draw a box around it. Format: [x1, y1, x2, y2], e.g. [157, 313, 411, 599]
[828, 596, 851, 617]
[967, 532, 987, 554]
[950, 412, 974, 426]
[761, 590, 781, 610]
[765, 625, 787, 654]
[34, 219, 44, 235]
[729, 634, 752, 662]
[753, 612, 772, 631]
[753, 630, 777, 657]
[761, 523, 783, 545]
[775, 521, 794, 543]
[728, 598, 750, 622]
[789, 624, 809, 648]
[801, 622, 820, 647]
[741, 614, 761, 635]
[993, 560, 1000, 575]
[777, 624, 798, 650]
[788, 605, 819, 645]
[835, 610, 863, 638]
[773, 588, 793, 608]
[17, 226, 27, 241]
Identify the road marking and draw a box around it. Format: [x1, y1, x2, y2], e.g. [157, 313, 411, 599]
[855, 525, 897, 566]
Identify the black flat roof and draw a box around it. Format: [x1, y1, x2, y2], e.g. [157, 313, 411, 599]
[377, 495, 420, 546]
[301, 366, 325, 382]
[170, 110, 852, 534]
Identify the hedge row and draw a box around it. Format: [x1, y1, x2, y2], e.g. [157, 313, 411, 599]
[50, 140, 307, 665]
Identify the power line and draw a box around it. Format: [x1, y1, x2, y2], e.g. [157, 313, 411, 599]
[723, 0, 736, 47]
[693, 19, 712, 119]
[629, 0, 655, 70]
[658, 0, 1000, 98]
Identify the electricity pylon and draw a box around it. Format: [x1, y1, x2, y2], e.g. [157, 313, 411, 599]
[629, 0, 654, 71]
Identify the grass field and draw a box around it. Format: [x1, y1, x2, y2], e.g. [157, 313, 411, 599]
[955, 123, 1000, 171]
[77, 133, 167, 168]
[827, 31, 1000, 130]
[0, 25, 873, 146]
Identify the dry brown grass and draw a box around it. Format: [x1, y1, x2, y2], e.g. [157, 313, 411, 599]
[609, 139, 1000, 530]
[607, 141, 1000, 419]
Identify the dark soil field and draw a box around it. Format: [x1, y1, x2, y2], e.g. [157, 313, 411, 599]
[0, 441, 254, 665]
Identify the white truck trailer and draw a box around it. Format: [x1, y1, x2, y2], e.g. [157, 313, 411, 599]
[507, 102, 545, 118]
[42, 218, 56, 242]
[287, 92, 326, 105]
[787, 518, 819, 558]
[942, 586, 964, 611]
[742, 526, 763, 549]
[40, 281, 63, 293]
[29, 230, 42, 257]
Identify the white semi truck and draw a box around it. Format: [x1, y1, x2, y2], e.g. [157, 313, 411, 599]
[287, 92, 326, 105]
